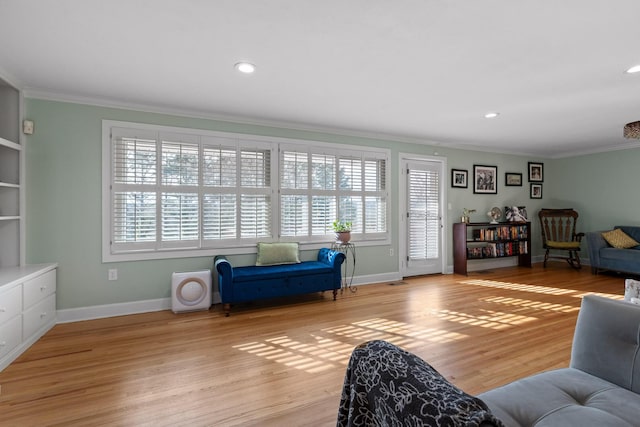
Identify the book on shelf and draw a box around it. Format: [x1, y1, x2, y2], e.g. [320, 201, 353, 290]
[469, 224, 529, 241]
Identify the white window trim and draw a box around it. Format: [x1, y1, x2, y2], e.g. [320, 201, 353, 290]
[102, 120, 390, 262]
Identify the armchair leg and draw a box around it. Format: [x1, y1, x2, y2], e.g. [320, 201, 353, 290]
[567, 251, 581, 270]
[543, 249, 550, 267]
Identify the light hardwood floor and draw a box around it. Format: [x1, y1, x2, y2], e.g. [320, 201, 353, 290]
[0, 263, 626, 426]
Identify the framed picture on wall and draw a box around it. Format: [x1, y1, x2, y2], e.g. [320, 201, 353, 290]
[473, 165, 498, 194]
[505, 172, 522, 186]
[528, 162, 544, 182]
[530, 183, 543, 199]
[451, 169, 468, 188]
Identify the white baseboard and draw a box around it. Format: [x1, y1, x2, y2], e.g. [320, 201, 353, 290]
[56, 272, 402, 323]
[57, 261, 555, 324]
[350, 271, 403, 286]
[57, 298, 171, 323]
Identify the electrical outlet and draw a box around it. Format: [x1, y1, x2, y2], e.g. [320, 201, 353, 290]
[108, 269, 118, 281]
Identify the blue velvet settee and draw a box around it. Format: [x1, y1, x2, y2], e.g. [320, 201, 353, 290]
[338, 295, 640, 426]
[214, 247, 345, 316]
[586, 225, 640, 275]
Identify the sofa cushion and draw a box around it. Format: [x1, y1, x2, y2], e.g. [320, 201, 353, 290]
[479, 368, 640, 427]
[600, 247, 640, 263]
[616, 226, 640, 246]
[233, 261, 332, 282]
[546, 240, 580, 249]
[255, 242, 301, 266]
[603, 228, 640, 249]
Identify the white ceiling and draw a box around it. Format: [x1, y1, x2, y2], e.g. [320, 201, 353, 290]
[2, 0, 640, 158]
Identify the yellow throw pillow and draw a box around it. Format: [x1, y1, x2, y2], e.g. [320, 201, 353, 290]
[602, 229, 640, 249]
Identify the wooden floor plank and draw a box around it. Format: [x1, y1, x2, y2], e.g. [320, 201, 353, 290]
[0, 263, 626, 426]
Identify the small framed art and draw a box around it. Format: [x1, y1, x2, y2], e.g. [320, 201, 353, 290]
[451, 169, 468, 188]
[473, 165, 497, 194]
[528, 162, 543, 182]
[505, 172, 522, 186]
[530, 183, 543, 199]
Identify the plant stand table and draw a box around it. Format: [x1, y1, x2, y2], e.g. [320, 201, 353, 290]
[330, 242, 357, 293]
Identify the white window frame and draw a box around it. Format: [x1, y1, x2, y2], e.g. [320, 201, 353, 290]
[102, 120, 390, 262]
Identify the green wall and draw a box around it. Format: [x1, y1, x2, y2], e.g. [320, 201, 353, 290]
[550, 148, 640, 231]
[25, 98, 616, 310]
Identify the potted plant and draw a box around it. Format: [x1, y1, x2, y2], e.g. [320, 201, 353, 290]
[332, 220, 353, 243]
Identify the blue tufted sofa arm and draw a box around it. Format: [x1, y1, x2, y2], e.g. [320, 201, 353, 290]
[318, 248, 346, 268]
[214, 255, 233, 303]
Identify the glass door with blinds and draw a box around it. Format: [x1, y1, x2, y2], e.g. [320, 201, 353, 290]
[401, 158, 444, 276]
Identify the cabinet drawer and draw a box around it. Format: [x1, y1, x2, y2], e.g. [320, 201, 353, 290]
[23, 270, 56, 309]
[23, 294, 56, 339]
[0, 284, 22, 326]
[0, 315, 22, 359]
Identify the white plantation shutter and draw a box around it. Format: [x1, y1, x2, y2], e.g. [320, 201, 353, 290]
[311, 195, 336, 235]
[241, 194, 271, 238]
[279, 147, 388, 241]
[363, 158, 386, 234]
[281, 195, 309, 236]
[105, 122, 387, 260]
[201, 138, 239, 244]
[239, 147, 272, 239]
[159, 135, 200, 248]
[202, 194, 236, 240]
[111, 129, 159, 252]
[408, 166, 440, 260]
[113, 192, 156, 245]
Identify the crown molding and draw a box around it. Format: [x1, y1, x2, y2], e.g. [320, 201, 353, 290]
[23, 88, 637, 160]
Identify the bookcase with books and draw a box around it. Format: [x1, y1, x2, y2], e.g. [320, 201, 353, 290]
[453, 222, 531, 275]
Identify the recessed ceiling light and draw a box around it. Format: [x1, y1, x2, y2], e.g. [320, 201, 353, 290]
[235, 62, 256, 74]
[484, 112, 500, 119]
[626, 65, 640, 74]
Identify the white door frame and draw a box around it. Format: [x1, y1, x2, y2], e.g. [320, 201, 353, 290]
[398, 153, 447, 277]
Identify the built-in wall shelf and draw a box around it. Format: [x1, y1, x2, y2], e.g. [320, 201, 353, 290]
[0, 137, 21, 151]
[0, 76, 23, 269]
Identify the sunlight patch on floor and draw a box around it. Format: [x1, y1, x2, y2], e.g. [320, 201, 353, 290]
[460, 279, 575, 295]
[232, 317, 468, 373]
[480, 296, 580, 313]
[575, 292, 624, 300]
[433, 308, 536, 330]
[326, 318, 468, 346]
[233, 335, 351, 373]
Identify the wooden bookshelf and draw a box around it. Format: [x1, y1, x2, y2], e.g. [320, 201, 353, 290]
[453, 221, 531, 275]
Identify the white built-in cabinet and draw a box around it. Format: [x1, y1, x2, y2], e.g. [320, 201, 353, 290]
[0, 76, 57, 371]
[0, 264, 57, 371]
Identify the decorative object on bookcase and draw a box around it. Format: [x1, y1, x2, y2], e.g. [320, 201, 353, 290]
[487, 207, 502, 224]
[505, 206, 528, 222]
[473, 165, 498, 194]
[453, 221, 532, 275]
[461, 208, 475, 223]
